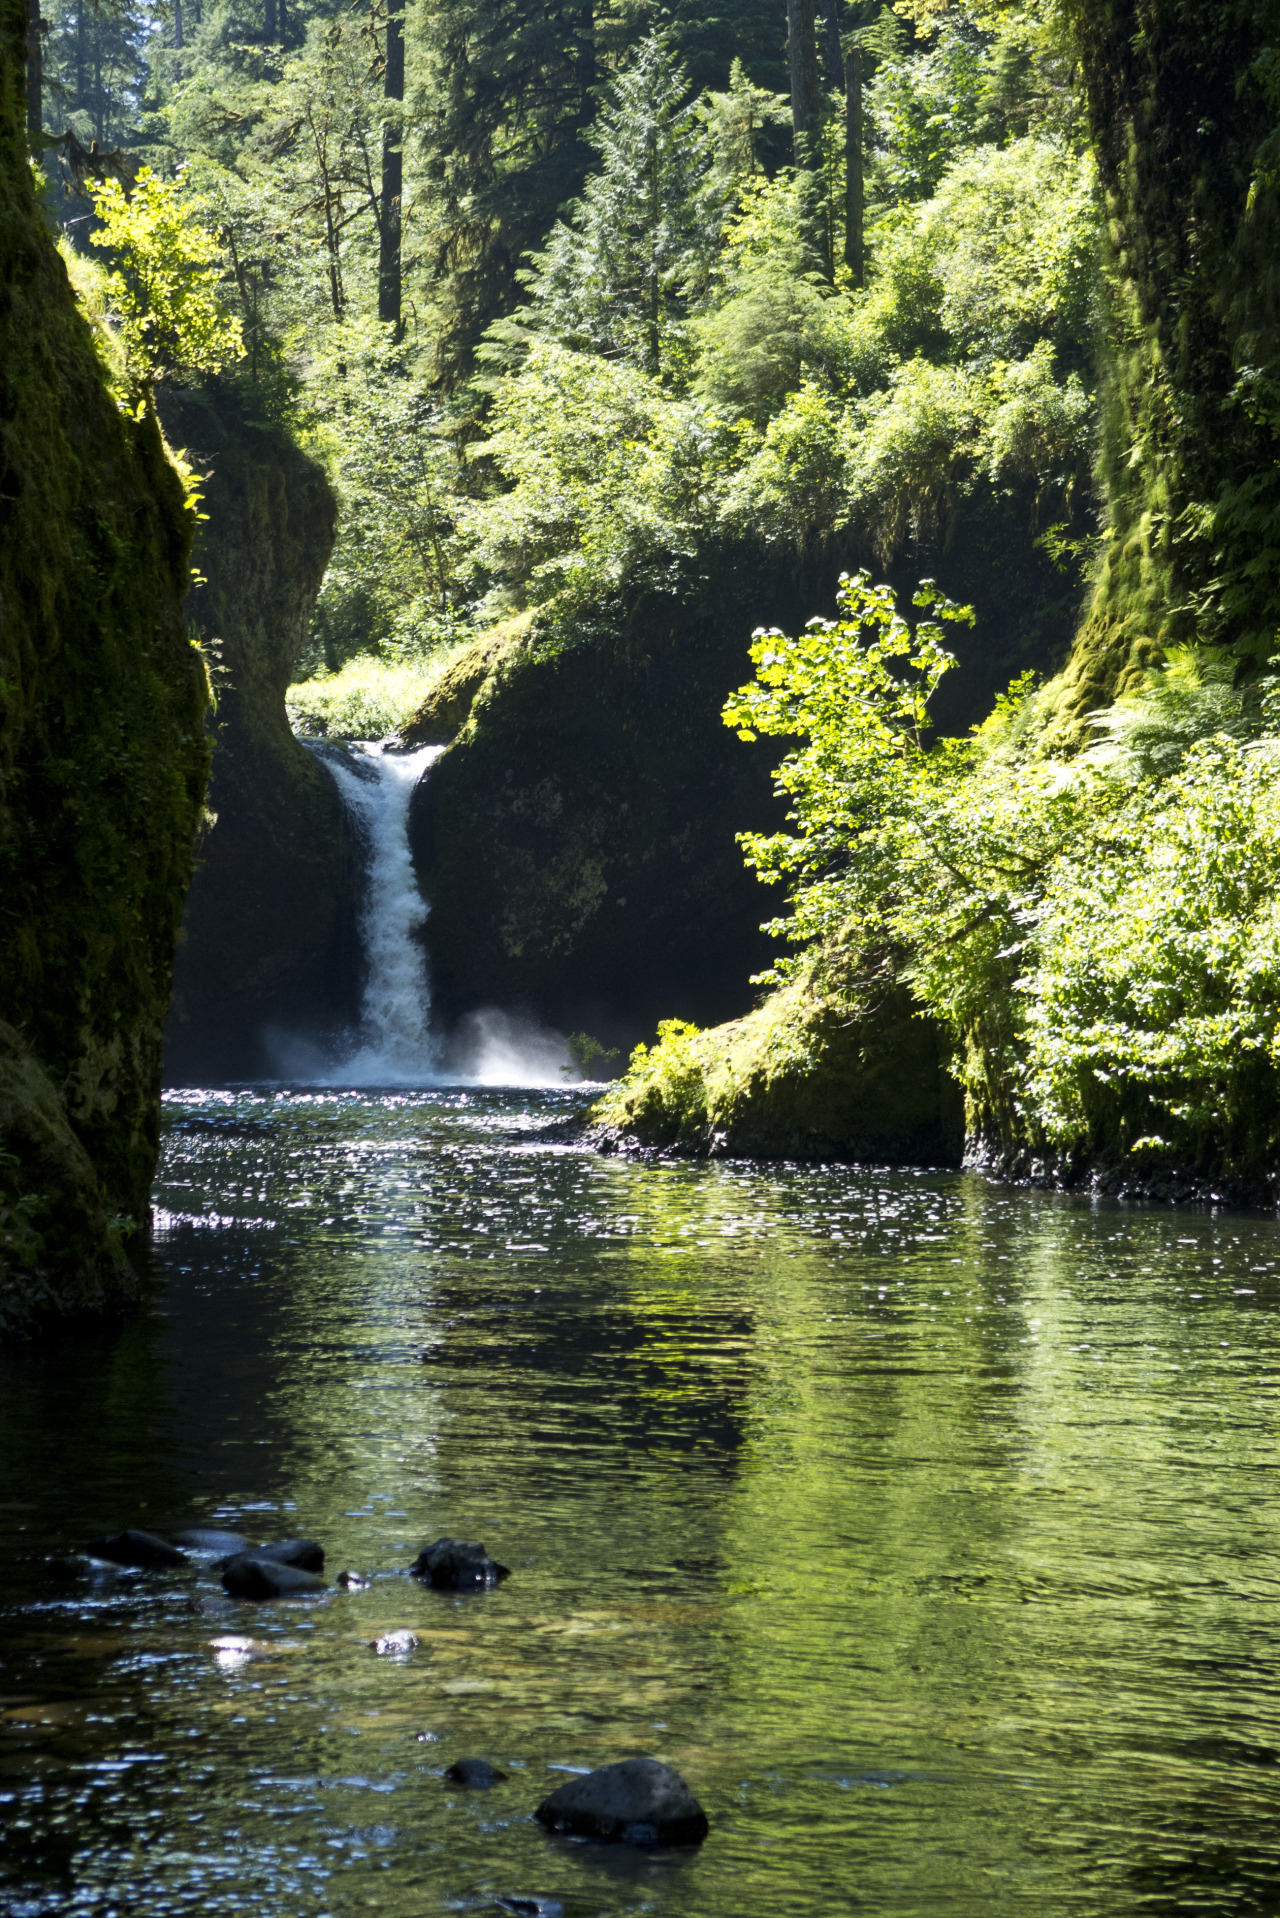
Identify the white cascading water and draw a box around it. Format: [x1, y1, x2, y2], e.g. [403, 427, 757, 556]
[323, 744, 444, 1084]
[304, 741, 574, 1088]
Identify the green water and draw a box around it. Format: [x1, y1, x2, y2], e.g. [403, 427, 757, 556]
[3, 1086, 1280, 1916]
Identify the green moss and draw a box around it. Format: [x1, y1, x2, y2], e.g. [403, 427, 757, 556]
[0, 0, 209, 1329]
[593, 954, 964, 1165]
[398, 613, 536, 747]
[1045, 0, 1280, 745]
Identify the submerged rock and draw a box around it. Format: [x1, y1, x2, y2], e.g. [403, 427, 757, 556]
[173, 1528, 249, 1557]
[410, 1538, 509, 1589]
[494, 1900, 564, 1918]
[86, 1530, 188, 1570]
[535, 1757, 708, 1847]
[220, 1553, 327, 1599]
[257, 1538, 325, 1573]
[445, 1757, 507, 1788]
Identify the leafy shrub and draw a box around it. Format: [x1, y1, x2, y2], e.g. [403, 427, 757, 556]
[723, 573, 1280, 1179]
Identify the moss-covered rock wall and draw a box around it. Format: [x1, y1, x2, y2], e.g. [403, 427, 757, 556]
[159, 385, 352, 1083]
[0, 1, 209, 1329]
[1049, 0, 1280, 739]
[592, 957, 964, 1166]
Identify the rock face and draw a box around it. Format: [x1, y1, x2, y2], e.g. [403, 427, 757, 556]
[1044, 0, 1280, 745]
[406, 594, 783, 1046]
[410, 1538, 510, 1589]
[158, 385, 357, 1084]
[0, 7, 209, 1331]
[593, 956, 965, 1165]
[535, 1757, 708, 1847]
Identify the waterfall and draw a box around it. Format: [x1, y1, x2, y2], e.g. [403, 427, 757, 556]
[321, 743, 444, 1084]
[296, 740, 575, 1089]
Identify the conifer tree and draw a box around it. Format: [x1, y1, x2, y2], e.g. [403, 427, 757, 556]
[528, 33, 715, 376]
[417, 0, 597, 376]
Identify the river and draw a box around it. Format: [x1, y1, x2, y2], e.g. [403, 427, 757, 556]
[2, 1084, 1280, 1916]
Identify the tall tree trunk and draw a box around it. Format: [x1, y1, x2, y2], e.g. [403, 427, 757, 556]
[788, 0, 825, 275]
[173, 0, 183, 49]
[576, 1, 594, 129]
[787, 0, 822, 170]
[25, 0, 41, 146]
[820, 0, 843, 88]
[844, 41, 863, 286]
[264, 0, 276, 42]
[378, 0, 405, 328]
[75, 0, 84, 108]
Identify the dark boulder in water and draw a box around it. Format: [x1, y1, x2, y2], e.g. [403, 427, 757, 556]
[173, 1528, 249, 1557]
[410, 1538, 509, 1589]
[257, 1537, 325, 1573]
[535, 1757, 708, 1847]
[220, 1553, 327, 1599]
[86, 1530, 188, 1570]
[445, 1757, 507, 1788]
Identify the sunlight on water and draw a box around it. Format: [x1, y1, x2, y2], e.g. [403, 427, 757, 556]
[4, 1087, 1280, 1916]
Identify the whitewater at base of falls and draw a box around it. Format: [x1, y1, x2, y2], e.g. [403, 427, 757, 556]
[269, 742, 576, 1089]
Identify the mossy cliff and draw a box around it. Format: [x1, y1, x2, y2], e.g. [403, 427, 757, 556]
[159, 385, 352, 1083]
[0, 0, 209, 1329]
[592, 956, 964, 1166]
[1048, 0, 1280, 739]
[406, 592, 785, 1043]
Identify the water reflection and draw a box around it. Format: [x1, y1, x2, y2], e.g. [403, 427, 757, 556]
[1, 1087, 1280, 1915]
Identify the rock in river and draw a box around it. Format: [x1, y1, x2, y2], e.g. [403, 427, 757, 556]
[220, 1553, 327, 1599]
[410, 1538, 509, 1589]
[445, 1757, 507, 1788]
[535, 1757, 708, 1847]
[257, 1537, 325, 1572]
[371, 1630, 419, 1655]
[86, 1530, 188, 1570]
[173, 1528, 249, 1557]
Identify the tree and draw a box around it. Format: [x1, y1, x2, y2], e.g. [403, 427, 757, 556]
[89, 166, 243, 390]
[528, 33, 715, 376]
[786, 0, 822, 172]
[378, 0, 403, 328]
[415, 0, 600, 375]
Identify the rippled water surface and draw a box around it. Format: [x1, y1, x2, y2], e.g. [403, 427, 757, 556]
[4, 1087, 1280, 1917]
